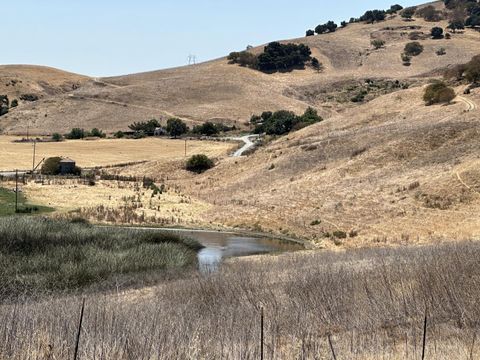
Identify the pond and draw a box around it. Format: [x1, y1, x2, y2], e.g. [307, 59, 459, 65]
[168, 229, 304, 271]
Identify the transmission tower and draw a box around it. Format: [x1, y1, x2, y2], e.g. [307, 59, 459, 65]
[187, 54, 197, 65]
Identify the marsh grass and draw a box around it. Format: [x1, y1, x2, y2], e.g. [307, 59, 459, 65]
[0, 217, 201, 297]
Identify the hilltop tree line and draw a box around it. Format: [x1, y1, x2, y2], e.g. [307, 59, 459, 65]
[57, 118, 237, 142]
[305, 1, 480, 40]
[228, 42, 321, 73]
[305, 4, 404, 37]
[127, 118, 236, 138]
[439, 1, 480, 29]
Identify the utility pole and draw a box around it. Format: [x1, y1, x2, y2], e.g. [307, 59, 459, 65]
[32, 140, 36, 174]
[15, 169, 18, 213]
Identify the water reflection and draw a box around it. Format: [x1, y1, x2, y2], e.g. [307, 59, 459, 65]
[170, 230, 303, 272]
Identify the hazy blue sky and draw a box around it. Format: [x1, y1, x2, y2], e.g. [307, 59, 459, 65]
[4, 0, 420, 76]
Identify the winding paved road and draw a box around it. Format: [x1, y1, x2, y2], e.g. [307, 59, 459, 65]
[231, 135, 260, 157]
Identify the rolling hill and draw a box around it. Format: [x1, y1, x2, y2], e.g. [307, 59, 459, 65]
[2, 1, 480, 245]
[1, 1, 479, 134]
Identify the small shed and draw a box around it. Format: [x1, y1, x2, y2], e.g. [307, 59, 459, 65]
[59, 158, 76, 175]
[154, 127, 166, 136]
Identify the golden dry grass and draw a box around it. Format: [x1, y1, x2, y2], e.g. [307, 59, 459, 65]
[2, 240, 480, 359]
[21, 179, 214, 227]
[111, 85, 480, 246]
[0, 136, 235, 170]
[2, 1, 480, 134]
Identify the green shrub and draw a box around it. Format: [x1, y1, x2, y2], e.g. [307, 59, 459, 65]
[66, 128, 85, 139]
[351, 91, 367, 103]
[51, 133, 63, 142]
[315, 21, 338, 34]
[306, 29, 315, 37]
[41, 157, 62, 175]
[388, 4, 403, 13]
[359, 10, 386, 23]
[229, 42, 312, 73]
[371, 39, 386, 49]
[401, 53, 412, 66]
[431, 27, 444, 39]
[404, 42, 424, 56]
[416, 5, 442, 22]
[128, 119, 161, 136]
[133, 130, 146, 139]
[465, 55, 480, 83]
[447, 19, 465, 32]
[192, 122, 219, 136]
[0, 95, 8, 116]
[114, 131, 125, 138]
[19, 94, 38, 102]
[257, 42, 312, 72]
[466, 15, 480, 27]
[423, 82, 456, 105]
[186, 154, 214, 173]
[311, 57, 324, 73]
[227, 51, 258, 68]
[332, 231, 347, 239]
[253, 107, 322, 135]
[401, 7, 417, 19]
[89, 128, 106, 138]
[166, 118, 188, 138]
[10, 99, 18, 108]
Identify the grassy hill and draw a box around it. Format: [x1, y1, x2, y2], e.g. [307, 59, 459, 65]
[2, 1, 480, 245]
[180, 85, 480, 245]
[1, 1, 479, 134]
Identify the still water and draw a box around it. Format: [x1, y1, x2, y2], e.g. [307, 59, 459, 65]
[169, 230, 304, 271]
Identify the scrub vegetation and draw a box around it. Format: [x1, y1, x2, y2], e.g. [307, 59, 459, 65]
[1, 241, 479, 358]
[0, 217, 201, 297]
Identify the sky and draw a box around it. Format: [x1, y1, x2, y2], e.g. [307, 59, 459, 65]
[3, 0, 421, 77]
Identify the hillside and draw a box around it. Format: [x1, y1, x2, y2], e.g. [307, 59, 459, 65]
[115, 84, 480, 246]
[1, 1, 480, 134]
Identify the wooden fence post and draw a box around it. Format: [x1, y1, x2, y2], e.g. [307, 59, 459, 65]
[421, 308, 428, 360]
[74, 298, 86, 360]
[260, 307, 264, 360]
[328, 333, 337, 360]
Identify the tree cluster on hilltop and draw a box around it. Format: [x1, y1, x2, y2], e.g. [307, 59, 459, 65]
[228, 42, 319, 73]
[444, 0, 480, 28]
[305, 4, 404, 38]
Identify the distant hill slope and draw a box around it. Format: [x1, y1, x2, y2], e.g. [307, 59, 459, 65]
[125, 84, 480, 245]
[1, 1, 480, 134]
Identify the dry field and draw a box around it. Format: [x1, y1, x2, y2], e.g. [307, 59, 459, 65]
[0, 136, 235, 170]
[20, 178, 216, 228]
